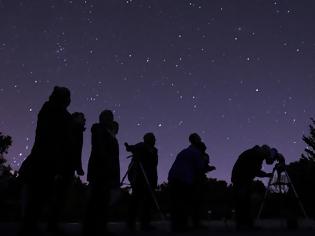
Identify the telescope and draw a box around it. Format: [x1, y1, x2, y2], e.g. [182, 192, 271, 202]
[257, 152, 308, 222]
[273, 152, 286, 173]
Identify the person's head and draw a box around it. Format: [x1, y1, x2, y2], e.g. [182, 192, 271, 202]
[198, 141, 207, 153]
[261, 144, 276, 165]
[143, 132, 156, 147]
[49, 86, 71, 109]
[72, 112, 86, 127]
[268, 147, 285, 165]
[189, 133, 202, 146]
[99, 110, 114, 127]
[112, 121, 119, 135]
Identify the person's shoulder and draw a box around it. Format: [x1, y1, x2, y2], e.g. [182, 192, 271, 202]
[41, 101, 50, 108]
[241, 146, 258, 155]
[238, 146, 261, 164]
[179, 146, 193, 156]
[38, 101, 50, 113]
[247, 145, 261, 156]
[189, 145, 202, 154]
[91, 123, 99, 132]
[135, 142, 145, 148]
[174, 148, 185, 159]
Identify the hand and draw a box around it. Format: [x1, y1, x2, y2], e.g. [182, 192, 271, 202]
[206, 165, 216, 172]
[124, 142, 131, 151]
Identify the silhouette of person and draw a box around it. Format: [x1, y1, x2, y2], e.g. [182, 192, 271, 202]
[47, 112, 86, 232]
[168, 133, 212, 232]
[83, 110, 120, 236]
[231, 145, 276, 229]
[191, 140, 215, 229]
[18, 86, 72, 235]
[125, 132, 158, 231]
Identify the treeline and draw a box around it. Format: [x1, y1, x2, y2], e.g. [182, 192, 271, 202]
[1, 162, 315, 222]
[1, 117, 315, 222]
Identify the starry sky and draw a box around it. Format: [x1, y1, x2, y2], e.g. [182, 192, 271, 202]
[1, 0, 315, 184]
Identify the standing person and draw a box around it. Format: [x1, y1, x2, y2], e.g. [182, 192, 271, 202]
[47, 112, 86, 232]
[18, 86, 72, 235]
[168, 133, 211, 232]
[191, 140, 215, 229]
[83, 110, 120, 236]
[125, 132, 158, 231]
[231, 145, 276, 230]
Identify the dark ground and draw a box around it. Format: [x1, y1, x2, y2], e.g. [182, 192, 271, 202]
[1, 220, 315, 236]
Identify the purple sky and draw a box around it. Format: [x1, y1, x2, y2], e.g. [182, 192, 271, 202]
[0, 0, 315, 183]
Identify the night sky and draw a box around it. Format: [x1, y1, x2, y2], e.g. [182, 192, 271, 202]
[1, 0, 315, 183]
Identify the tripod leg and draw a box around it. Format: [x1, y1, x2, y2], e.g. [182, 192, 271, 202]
[120, 159, 134, 186]
[138, 162, 165, 221]
[256, 168, 276, 220]
[283, 170, 308, 219]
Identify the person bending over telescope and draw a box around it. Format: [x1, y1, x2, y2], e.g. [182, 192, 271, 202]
[231, 144, 280, 229]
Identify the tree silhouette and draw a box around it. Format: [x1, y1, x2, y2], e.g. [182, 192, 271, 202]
[0, 132, 12, 156]
[0, 132, 13, 176]
[302, 118, 315, 161]
[286, 159, 315, 218]
[278, 119, 315, 218]
[0, 133, 19, 221]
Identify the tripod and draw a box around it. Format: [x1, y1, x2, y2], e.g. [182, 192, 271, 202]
[256, 163, 308, 221]
[120, 156, 165, 221]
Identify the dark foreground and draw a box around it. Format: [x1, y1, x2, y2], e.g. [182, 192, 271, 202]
[1, 220, 315, 236]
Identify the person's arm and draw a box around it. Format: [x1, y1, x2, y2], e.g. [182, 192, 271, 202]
[124, 142, 141, 153]
[256, 170, 272, 178]
[152, 148, 158, 188]
[255, 160, 272, 178]
[75, 151, 84, 176]
[124, 142, 143, 163]
[252, 155, 272, 178]
[194, 151, 208, 178]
